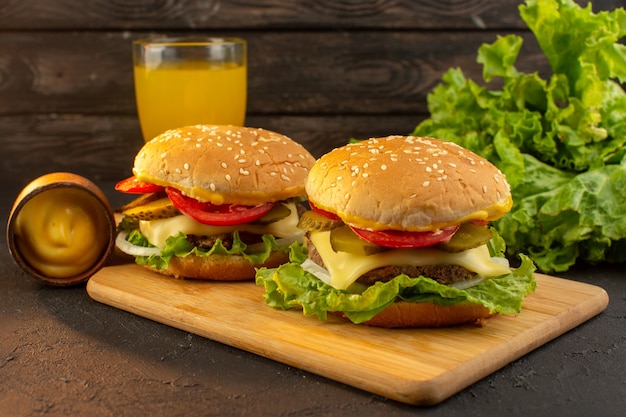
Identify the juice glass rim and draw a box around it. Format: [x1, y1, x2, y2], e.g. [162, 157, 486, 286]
[133, 36, 246, 47]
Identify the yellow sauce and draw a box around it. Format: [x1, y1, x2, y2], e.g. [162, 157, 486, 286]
[14, 188, 110, 278]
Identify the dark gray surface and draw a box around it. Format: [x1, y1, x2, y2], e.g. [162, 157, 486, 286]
[1, 181, 625, 417]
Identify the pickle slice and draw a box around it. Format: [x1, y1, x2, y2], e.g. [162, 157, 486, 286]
[329, 225, 387, 255]
[297, 210, 343, 231]
[121, 197, 180, 220]
[115, 192, 165, 213]
[436, 222, 493, 253]
[254, 202, 292, 224]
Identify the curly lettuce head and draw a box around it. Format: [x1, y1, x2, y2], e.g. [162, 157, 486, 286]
[413, 0, 626, 272]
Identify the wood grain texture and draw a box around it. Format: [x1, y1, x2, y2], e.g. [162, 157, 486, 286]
[1, 0, 622, 182]
[0, 31, 546, 115]
[0, 114, 420, 182]
[0, 0, 621, 30]
[86, 264, 609, 405]
[0, 0, 527, 30]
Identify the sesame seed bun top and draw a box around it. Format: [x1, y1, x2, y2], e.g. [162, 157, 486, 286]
[133, 125, 316, 205]
[305, 135, 512, 232]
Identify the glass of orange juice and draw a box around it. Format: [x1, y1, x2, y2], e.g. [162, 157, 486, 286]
[132, 37, 247, 142]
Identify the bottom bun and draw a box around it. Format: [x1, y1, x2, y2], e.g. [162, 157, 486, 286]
[144, 251, 290, 281]
[338, 301, 494, 328]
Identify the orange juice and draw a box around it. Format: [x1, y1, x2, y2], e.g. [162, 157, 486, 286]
[134, 61, 247, 141]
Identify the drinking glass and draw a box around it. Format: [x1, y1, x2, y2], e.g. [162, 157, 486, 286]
[133, 36, 247, 142]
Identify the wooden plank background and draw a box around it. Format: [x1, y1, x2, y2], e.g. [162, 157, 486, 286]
[0, 0, 621, 185]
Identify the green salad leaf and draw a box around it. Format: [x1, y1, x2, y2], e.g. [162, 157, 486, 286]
[125, 228, 306, 270]
[256, 254, 536, 324]
[413, 0, 626, 272]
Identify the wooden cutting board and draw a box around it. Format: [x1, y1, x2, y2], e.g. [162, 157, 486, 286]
[86, 264, 608, 405]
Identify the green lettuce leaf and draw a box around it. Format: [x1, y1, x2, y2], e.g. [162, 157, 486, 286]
[413, 0, 626, 272]
[125, 228, 306, 270]
[256, 254, 536, 324]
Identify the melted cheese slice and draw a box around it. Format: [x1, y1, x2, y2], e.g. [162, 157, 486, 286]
[308, 230, 511, 290]
[140, 202, 303, 249]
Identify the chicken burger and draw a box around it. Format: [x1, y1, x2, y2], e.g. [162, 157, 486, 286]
[115, 124, 316, 280]
[256, 135, 536, 327]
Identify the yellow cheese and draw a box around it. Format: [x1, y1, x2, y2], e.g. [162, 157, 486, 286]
[140, 202, 302, 248]
[308, 230, 511, 290]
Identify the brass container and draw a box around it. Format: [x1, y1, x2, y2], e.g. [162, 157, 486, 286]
[7, 173, 116, 286]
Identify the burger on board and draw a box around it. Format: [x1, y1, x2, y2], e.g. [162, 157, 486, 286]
[256, 135, 536, 328]
[114, 124, 316, 281]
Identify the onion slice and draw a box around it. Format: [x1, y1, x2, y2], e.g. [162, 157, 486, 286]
[450, 276, 486, 290]
[115, 231, 162, 257]
[301, 259, 332, 285]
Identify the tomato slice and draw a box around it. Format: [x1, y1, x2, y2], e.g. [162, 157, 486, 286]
[166, 187, 275, 226]
[115, 176, 165, 194]
[350, 224, 460, 249]
[309, 201, 342, 221]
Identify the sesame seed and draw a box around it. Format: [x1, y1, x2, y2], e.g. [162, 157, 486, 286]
[221, 162, 227, 169]
[183, 163, 189, 170]
[240, 168, 250, 175]
[423, 181, 430, 187]
[482, 185, 488, 193]
[381, 164, 387, 171]
[225, 174, 231, 181]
